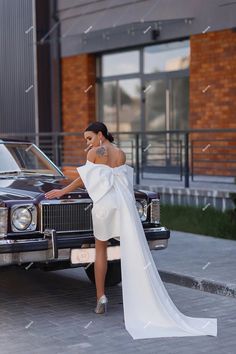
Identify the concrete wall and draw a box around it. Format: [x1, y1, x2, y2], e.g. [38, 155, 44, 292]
[57, 0, 236, 57]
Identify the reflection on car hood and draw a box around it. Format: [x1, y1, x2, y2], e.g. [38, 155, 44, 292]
[0, 176, 86, 202]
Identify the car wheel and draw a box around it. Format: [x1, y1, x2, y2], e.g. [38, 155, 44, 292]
[85, 260, 121, 286]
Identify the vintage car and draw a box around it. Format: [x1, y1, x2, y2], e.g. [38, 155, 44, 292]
[0, 139, 170, 285]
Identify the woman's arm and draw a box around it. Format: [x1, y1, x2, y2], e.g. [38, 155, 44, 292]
[45, 175, 84, 199]
[45, 147, 96, 199]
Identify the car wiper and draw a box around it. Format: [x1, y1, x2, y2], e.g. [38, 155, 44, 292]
[0, 170, 63, 178]
[21, 170, 63, 178]
[0, 171, 21, 175]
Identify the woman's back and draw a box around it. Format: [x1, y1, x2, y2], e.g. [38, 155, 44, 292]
[87, 143, 126, 168]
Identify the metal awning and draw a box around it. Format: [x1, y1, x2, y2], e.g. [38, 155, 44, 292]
[40, 0, 236, 56]
[58, 0, 196, 37]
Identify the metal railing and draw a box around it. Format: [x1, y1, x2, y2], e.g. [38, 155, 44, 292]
[1, 129, 236, 187]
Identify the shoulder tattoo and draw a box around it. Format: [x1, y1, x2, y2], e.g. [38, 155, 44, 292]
[96, 146, 106, 156]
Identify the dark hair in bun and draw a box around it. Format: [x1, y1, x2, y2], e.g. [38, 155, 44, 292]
[84, 122, 114, 143]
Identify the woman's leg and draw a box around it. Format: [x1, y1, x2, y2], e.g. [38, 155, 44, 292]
[95, 238, 108, 299]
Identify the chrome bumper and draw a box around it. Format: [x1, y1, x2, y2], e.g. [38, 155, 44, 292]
[0, 226, 170, 267]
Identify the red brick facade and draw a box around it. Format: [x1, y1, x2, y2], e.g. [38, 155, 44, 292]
[190, 29, 236, 129]
[189, 29, 236, 176]
[61, 53, 96, 178]
[61, 53, 96, 132]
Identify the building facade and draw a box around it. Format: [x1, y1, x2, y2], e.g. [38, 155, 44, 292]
[56, 0, 236, 176]
[57, 0, 236, 135]
[1, 0, 236, 177]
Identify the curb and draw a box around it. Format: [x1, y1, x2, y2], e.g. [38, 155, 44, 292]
[159, 270, 236, 298]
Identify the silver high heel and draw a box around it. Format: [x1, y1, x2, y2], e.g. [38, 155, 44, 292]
[94, 295, 108, 314]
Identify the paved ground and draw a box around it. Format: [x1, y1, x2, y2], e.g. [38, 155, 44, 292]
[156, 231, 236, 297]
[0, 266, 235, 354]
[0, 231, 235, 354]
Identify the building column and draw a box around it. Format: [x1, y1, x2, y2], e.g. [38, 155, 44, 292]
[189, 29, 236, 176]
[61, 53, 96, 178]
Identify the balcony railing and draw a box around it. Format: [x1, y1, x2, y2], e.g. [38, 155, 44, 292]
[1, 129, 236, 188]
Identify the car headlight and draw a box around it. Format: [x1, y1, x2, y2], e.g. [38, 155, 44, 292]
[135, 200, 147, 221]
[11, 204, 37, 232]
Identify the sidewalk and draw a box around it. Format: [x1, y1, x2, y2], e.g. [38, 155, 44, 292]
[135, 176, 236, 211]
[139, 173, 236, 192]
[155, 230, 236, 298]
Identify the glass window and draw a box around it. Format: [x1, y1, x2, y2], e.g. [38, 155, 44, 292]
[103, 79, 141, 132]
[144, 40, 190, 73]
[0, 143, 61, 176]
[102, 51, 139, 77]
[170, 77, 189, 130]
[103, 81, 118, 132]
[118, 79, 141, 132]
[145, 80, 166, 131]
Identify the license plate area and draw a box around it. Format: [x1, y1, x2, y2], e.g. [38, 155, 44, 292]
[71, 246, 121, 264]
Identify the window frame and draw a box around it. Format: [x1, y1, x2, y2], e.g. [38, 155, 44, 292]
[97, 39, 190, 133]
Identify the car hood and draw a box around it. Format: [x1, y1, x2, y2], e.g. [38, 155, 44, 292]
[0, 176, 87, 202]
[0, 176, 149, 204]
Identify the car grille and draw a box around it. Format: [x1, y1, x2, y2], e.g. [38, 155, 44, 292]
[40, 199, 93, 233]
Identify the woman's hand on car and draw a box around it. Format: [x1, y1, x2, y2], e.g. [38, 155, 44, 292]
[45, 189, 64, 199]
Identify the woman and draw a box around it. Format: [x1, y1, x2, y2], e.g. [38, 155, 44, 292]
[45, 122, 119, 313]
[45, 122, 217, 340]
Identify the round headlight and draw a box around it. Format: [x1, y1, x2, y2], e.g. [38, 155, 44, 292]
[12, 207, 32, 231]
[135, 200, 147, 221]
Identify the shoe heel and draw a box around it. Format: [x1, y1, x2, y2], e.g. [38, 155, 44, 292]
[104, 302, 108, 314]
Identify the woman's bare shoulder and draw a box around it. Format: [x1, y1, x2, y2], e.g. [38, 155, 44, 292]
[86, 147, 97, 162]
[116, 147, 126, 163]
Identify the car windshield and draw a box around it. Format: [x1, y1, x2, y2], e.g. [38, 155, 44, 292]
[0, 142, 64, 177]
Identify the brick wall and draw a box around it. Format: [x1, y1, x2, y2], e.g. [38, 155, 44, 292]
[61, 53, 96, 178]
[189, 29, 236, 176]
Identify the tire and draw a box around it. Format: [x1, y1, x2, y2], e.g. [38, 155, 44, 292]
[85, 260, 121, 287]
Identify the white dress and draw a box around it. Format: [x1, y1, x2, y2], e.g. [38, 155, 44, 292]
[77, 160, 217, 340]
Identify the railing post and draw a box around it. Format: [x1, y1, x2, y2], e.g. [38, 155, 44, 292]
[54, 133, 60, 167]
[184, 132, 189, 188]
[57, 134, 61, 167]
[135, 133, 140, 185]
